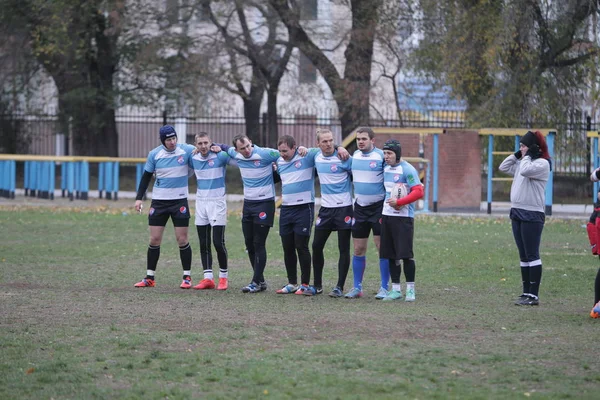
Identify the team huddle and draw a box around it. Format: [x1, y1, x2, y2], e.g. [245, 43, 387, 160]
[133, 125, 424, 301]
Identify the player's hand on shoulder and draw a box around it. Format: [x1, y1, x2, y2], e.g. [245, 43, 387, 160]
[210, 145, 222, 153]
[337, 147, 350, 160]
[297, 146, 308, 156]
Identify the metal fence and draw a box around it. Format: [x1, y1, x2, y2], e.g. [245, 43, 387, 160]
[1, 109, 597, 177]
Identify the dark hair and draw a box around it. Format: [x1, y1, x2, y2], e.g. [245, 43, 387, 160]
[232, 134, 249, 148]
[277, 135, 296, 148]
[356, 127, 375, 139]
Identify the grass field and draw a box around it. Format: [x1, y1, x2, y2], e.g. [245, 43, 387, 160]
[1, 204, 599, 399]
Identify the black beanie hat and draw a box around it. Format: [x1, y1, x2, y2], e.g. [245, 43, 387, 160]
[159, 125, 177, 146]
[520, 131, 537, 148]
[383, 139, 402, 162]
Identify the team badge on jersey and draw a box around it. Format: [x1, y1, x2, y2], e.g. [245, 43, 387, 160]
[393, 174, 400, 182]
[180, 206, 187, 214]
[369, 161, 377, 169]
[294, 161, 302, 168]
[259, 212, 267, 220]
[208, 160, 214, 167]
[149, 207, 155, 216]
[344, 216, 352, 224]
[330, 164, 338, 172]
[254, 160, 261, 166]
[316, 217, 321, 226]
[177, 156, 185, 164]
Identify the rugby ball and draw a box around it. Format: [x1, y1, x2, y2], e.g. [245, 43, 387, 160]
[389, 183, 409, 201]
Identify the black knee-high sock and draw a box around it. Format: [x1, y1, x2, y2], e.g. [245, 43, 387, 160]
[281, 233, 298, 284]
[179, 243, 192, 275]
[295, 234, 311, 286]
[147, 245, 160, 278]
[252, 224, 271, 284]
[529, 265, 542, 297]
[197, 225, 212, 271]
[403, 258, 416, 282]
[520, 266, 531, 294]
[312, 229, 330, 288]
[389, 258, 401, 284]
[213, 225, 228, 271]
[595, 266, 600, 304]
[336, 230, 351, 290]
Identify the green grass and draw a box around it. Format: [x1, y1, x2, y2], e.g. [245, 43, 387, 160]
[1, 206, 599, 399]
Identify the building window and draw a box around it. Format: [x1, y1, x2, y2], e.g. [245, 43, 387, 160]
[299, 52, 317, 84]
[300, 0, 318, 20]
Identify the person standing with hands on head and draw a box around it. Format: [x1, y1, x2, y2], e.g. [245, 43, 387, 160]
[346, 127, 390, 299]
[133, 125, 196, 289]
[499, 131, 551, 306]
[190, 132, 232, 291]
[587, 167, 600, 318]
[379, 139, 423, 302]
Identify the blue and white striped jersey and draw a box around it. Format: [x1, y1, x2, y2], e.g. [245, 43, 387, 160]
[277, 148, 318, 206]
[227, 145, 280, 201]
[383, 160, 421, 218]
[315, 150, 353, 208]
[351, 147, 386, 206]
[191, 151, 231, 200]
[144, 143, 195, 200]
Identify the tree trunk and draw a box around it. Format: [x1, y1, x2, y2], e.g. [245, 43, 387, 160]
[266, 86, 278, 148]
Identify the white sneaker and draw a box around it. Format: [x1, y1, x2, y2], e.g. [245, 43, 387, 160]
[375, 287, 389, 300]
[405, 287, 415, 302]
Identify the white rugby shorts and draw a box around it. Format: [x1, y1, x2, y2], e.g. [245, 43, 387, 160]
[195, 198, 227, 226]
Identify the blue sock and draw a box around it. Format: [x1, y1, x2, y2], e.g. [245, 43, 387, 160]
[379, 258, 390, 290]
[352, 255, 366, 291]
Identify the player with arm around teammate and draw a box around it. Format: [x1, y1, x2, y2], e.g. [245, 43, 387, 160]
[312, 128, 354, 298]
[190, 132, 232, 291]
[227, 135, 280, 293]
[346, 127, 391, 299]
[379, 139, 424, 301]
[133, 125, 196, 289]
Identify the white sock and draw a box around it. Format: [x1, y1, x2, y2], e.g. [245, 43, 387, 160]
[407, 282, 415, 291]
[146, 270, 155, 277]
[392, 283, 401, 292]
[204, 270, 214, 280]
[183, 270, 191, 277]
[219, 269, 228, 278]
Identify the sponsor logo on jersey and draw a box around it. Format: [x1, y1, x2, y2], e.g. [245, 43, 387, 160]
[259, 212, 267, 220]
[180, 206, 187, 214]
[254, 160, 261, 167]
[294, 161, 302, 168]
[344, 216, 352, 224]
[269, 151, 278, 157]
[393, 174, 400, 182]
[330, 164, 338, 172]
[407, 175, 416, 184]
[369, 161, 377, 169]
[316, 217, 321, 225]
[177, 156, 185, 164]
[149, 207, 155, 216]
[351, 218, 356, 226]
[379, 217, 382, 224]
